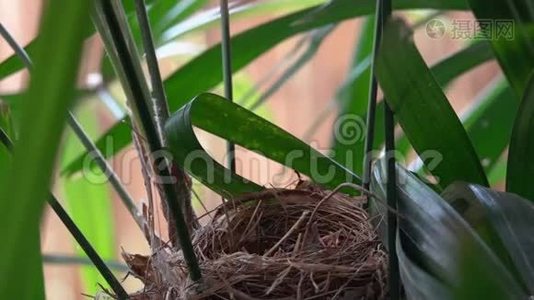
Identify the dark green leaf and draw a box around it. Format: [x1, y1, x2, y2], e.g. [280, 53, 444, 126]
[396, 232, 451, 300]
[466, 0, 534, 96]
[375, 18, 488, 187]
[165, 93, 359, 197]
[507, 75, 534, 200]
[443, 182, 534, 293]
[370, 159, 525, 298]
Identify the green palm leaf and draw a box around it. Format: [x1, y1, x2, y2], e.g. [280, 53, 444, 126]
[165, 93, 359, 197]
[375, 18, 488, 187]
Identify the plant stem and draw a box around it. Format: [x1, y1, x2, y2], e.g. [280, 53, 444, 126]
[132, 0, 199, 237]
[362, 7, 382, 191]
[95, 0, 201, 281]
[43, 254, 129, 273]
[66, 112, 144, 229]
[132, 0, 170, 124]
[0, 128, 128, 299]
[379, 0, 400, 299]
[219, 0, 236, 172]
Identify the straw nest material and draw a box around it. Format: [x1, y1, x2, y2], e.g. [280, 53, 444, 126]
[125, 182, 388, 299]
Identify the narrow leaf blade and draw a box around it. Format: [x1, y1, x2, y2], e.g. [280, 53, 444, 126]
[375, 18, 488, 187]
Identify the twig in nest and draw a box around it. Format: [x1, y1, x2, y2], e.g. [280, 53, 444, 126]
[264, 210, 310, 257]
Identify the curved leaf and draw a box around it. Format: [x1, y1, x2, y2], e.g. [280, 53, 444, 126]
[370, 158, 526, 298]
[443, 182, 534, 294]
[164, 93, 359, 197]
[375, 18, 488, 187]
[507, 75, 534, 201]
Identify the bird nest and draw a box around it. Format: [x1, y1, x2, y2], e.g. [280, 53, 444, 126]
[125, 183, 388, 299]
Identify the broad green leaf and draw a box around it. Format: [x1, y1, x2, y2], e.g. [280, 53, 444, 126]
[443, 182, 534, 293]
[0, 104, 13, 184]
[0, 1, 91, 298]
[165, 93, 360, 197]
[337, 40, 495, 167]
[466, 0, 534, 96]
[370, 158, 526, 298]
[0, 17, 126, 297]
[375, 18, 488, 188]
[405, 80, 516, 178]
[453, 239, 516, 300]
[61, 106, 115, 294]
[395, 40, 495, 155]
[507, 75, 534, 200]
[64, 1, 480, 176]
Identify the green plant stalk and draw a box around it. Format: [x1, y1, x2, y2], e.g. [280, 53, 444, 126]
[43, 254, 129, 273]
[220, 0, 236, 172]
[133, 0, 170, 132]
[378, 0, 400, 298]
[362, 9, 382, 190]
[96, 0, 201, 281]
[66, 113, 143, 228]
[133, 0, 199, 237]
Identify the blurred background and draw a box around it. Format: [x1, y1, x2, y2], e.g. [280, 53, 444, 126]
[0, 0, 500, 298]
